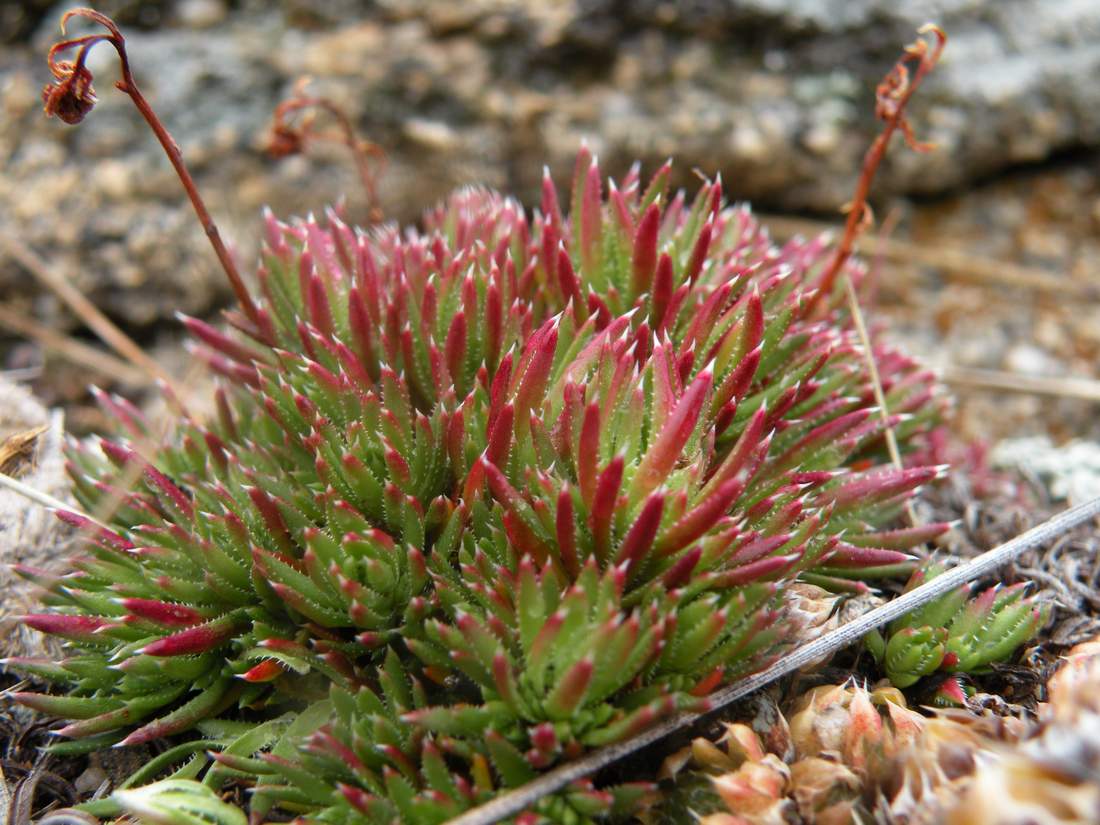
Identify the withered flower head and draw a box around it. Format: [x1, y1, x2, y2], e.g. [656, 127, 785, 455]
[42, 8, 125, 125]
[263, 122, 306, 159]
[42, 58, 97, 124]
[265, 79, 385, 220]
[875, 23, 946, 151]
[263, 79, 317, 160]
[39, 7, 267, 332]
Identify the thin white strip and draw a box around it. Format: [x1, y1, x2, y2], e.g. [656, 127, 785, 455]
[0, 471, 108, 529]
[447, 495, 1100, 825]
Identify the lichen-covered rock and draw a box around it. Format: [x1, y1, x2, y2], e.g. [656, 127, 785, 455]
[3, 1, 1100, 330]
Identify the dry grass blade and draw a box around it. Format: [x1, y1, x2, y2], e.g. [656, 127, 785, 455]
[762, 214, 1100, 302]
[0, 471, 106, 529]
[0, 232, 174, 392]
[941, 365, 1100, 404]
[0, 303, 150, 388]
[843, 279, 916, 524]
[445, 495, 1100, 825]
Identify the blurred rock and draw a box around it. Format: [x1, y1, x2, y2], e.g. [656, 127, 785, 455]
[0, 0, 1098, 331]
[0, 0, 55, 45]
[873, 161, 1100, 444]
[0, 376, 71, 658]
[992, 436, 1100, 505]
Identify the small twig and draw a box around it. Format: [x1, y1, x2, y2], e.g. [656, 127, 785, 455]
[1016, 565, 1100, 612]
[0, 301, 150, 387]
[42, 7, 267, 340]
[446, 494, 1100, 825]
[941, 365, 1100, 404]
[1014, 565, 1075, 602]
[0, 233, 166, 389]
[266, 79, 386, 222]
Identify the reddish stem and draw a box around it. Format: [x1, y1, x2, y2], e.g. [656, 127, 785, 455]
[269, 92, 385, 223]
[805, 25, 946, 317]
[46, 9, 265, 338]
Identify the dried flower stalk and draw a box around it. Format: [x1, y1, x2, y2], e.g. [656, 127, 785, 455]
[42, 7, 265, 336]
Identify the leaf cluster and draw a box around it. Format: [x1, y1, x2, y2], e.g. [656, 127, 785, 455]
[9, 154, 946, 822]
[865, 564, 1048, 689]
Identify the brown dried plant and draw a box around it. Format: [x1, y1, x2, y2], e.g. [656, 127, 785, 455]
[42, 7, 266, 340]
[265, 79, 386, 222]
[807, 23, 947, 316]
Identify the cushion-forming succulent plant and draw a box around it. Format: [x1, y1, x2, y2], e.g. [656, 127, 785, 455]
[7, 10, 955, 823]
[9, 153, 947, 821]
[864, 563, 1049, 691]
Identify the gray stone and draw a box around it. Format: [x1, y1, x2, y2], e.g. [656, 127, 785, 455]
[1, 0, 1098, 330]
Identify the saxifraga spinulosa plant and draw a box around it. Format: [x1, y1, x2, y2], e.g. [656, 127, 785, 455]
[865, 563, 1049, 694]
[8, 9, 952, 823]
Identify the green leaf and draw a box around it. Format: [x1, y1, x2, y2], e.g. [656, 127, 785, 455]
[112, 779, 247, 825]
[485, 730, 535, 787]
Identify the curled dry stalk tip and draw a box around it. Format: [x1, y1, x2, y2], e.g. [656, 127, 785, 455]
[42, 7, 268, 341]
[265, 79, 386, 223]
[807, 23, 946, 315]
[41, 10, 122, 123]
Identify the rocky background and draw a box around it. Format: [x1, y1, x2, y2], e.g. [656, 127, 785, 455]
[0, 0, 1097, 442]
